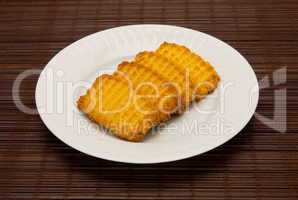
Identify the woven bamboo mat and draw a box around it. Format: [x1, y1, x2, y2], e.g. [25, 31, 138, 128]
[0, 0, 297, 199]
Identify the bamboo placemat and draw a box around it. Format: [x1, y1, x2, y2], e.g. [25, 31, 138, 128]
[0, 0, 297, 199]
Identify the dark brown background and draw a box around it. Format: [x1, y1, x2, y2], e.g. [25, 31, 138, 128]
[0, 0, 297, 199]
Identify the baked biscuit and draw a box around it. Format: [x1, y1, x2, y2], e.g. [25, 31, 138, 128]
[134, 51, 193, 111]
[77, 74, 158, 142]
[156, 42, 220, 100]
[114, 61, 180, 121]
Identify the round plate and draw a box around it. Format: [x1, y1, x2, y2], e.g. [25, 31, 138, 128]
[35, 24, 259, 164]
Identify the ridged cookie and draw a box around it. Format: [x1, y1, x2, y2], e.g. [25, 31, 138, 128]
[114, 61, 180, 121]
[134, 51, 193, 111]
[77, 74, 158, 142]
[156, 42, 220, 100]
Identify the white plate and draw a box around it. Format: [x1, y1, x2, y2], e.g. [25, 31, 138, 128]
[35, 24, 259, 164]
